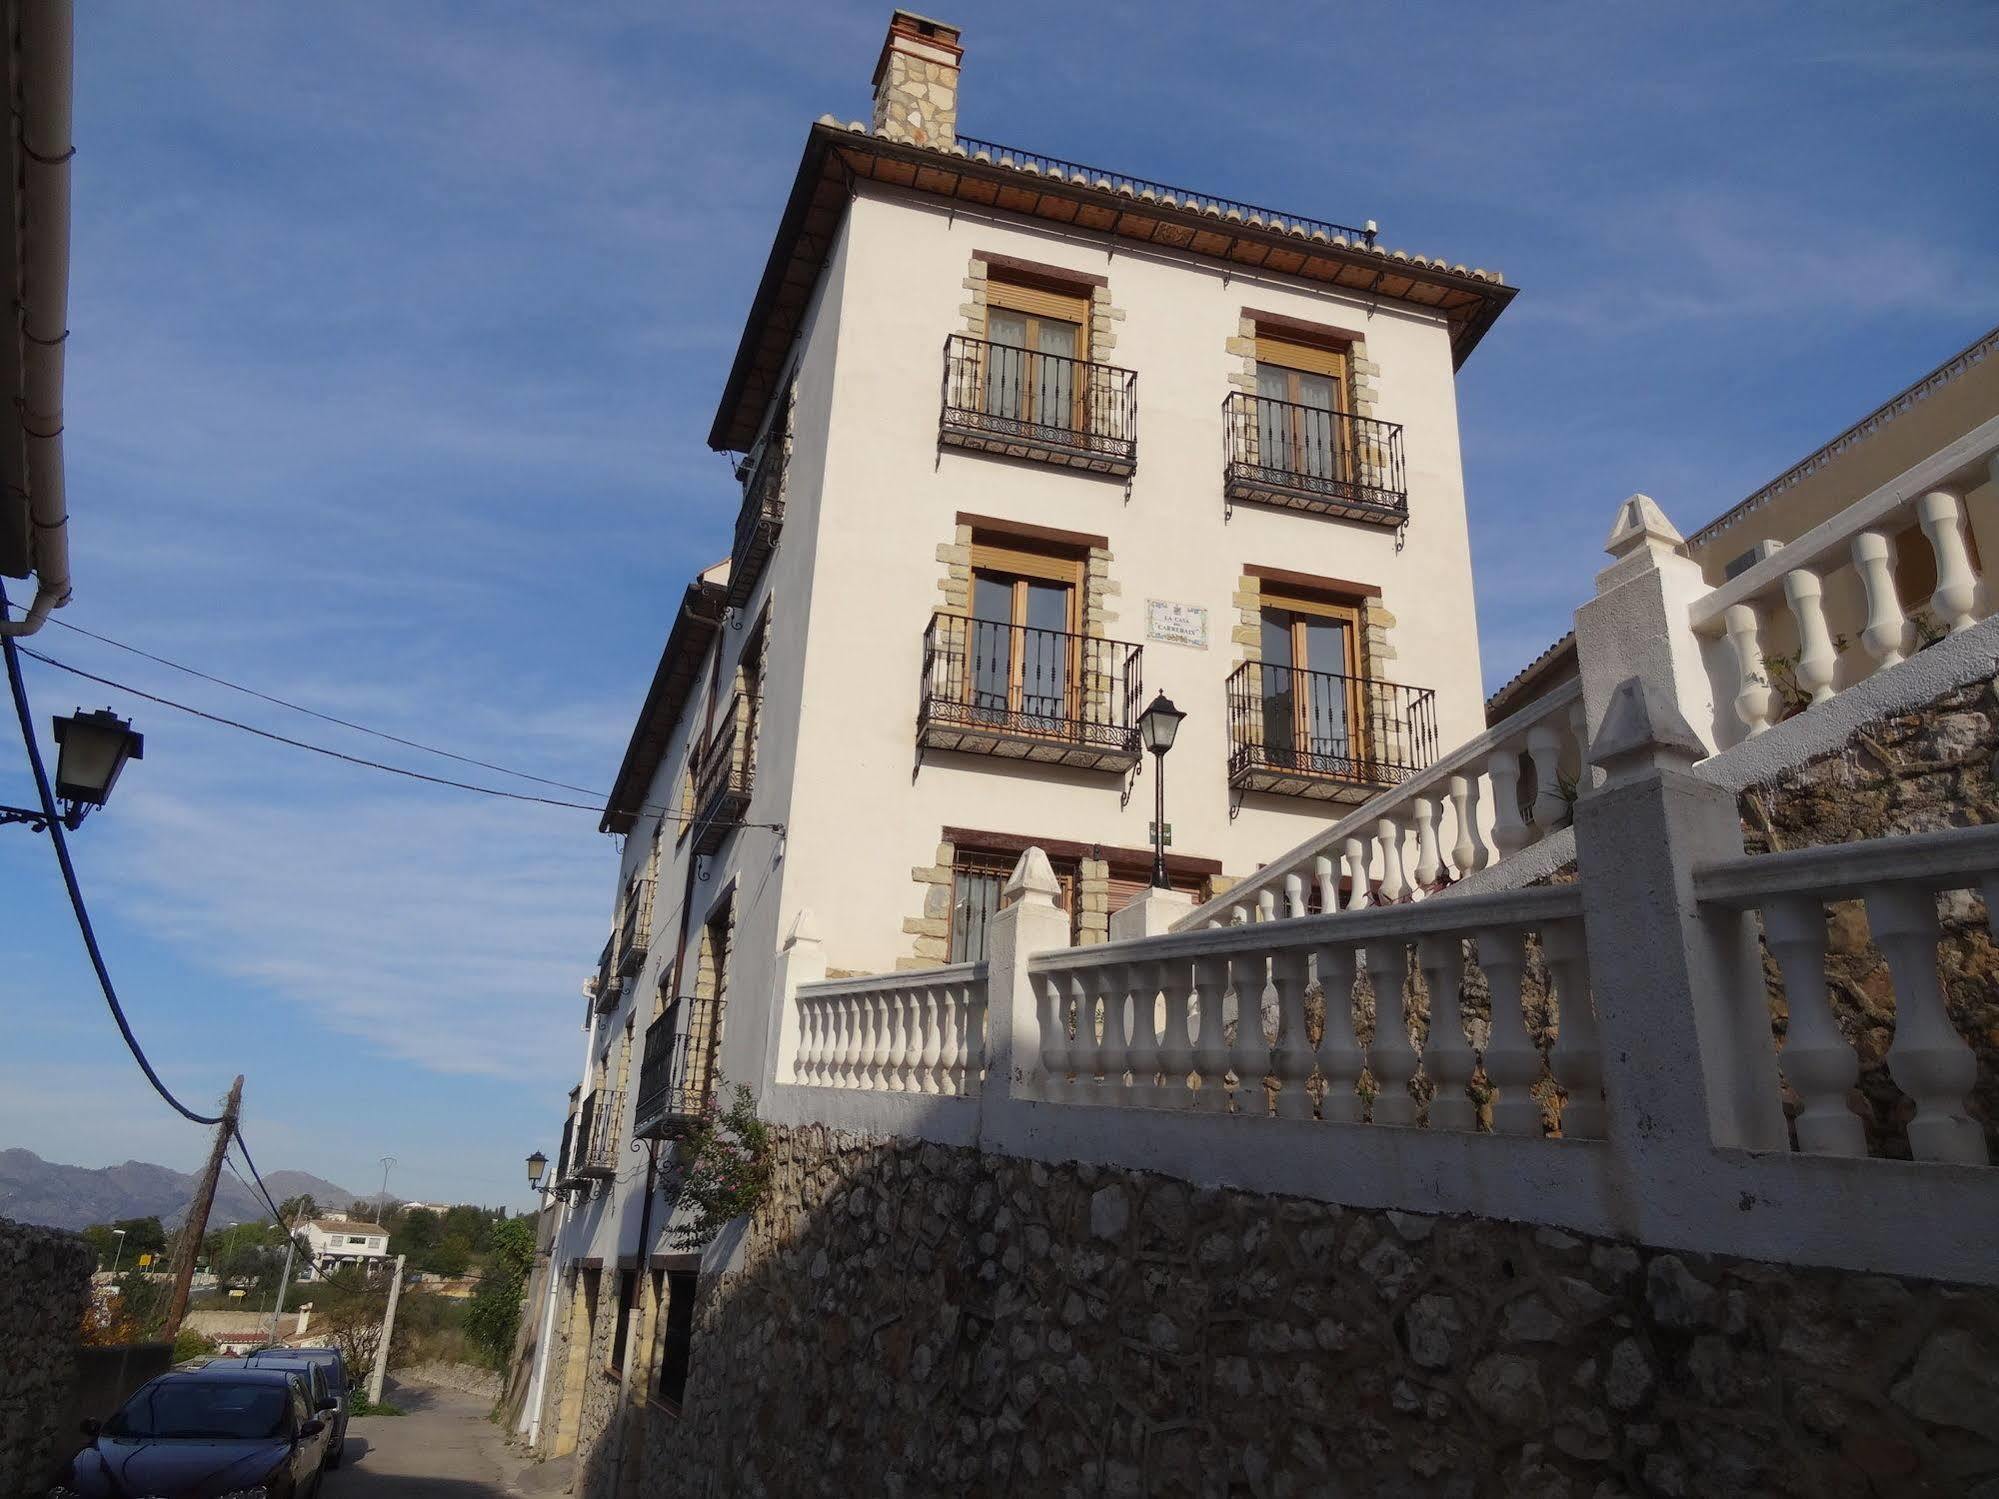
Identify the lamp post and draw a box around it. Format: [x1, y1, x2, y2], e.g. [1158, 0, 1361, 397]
[526, 1151, 548, 1199]
[1137, 693, 1186, 890]
[107, 1227, 127, 1278]
[1, 707, 143, 832]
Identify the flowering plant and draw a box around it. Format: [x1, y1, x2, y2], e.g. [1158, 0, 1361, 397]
[667, 1078, 771, 1250]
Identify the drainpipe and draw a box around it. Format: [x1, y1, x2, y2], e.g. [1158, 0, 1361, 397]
[0, 0, 75, 639]
[524, 999, 600, 1446]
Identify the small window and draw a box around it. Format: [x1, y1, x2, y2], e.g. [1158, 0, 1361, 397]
[657, 1270, 698, 1408]
[948, 845, 1079, 963]
[608, 1270, 636, 1376]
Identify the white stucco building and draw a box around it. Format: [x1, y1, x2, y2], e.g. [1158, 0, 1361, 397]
[298, 1218, 388, 1280]
[522, 9, 1516, 1458]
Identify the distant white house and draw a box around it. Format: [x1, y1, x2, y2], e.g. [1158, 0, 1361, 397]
[298, 1218, 389, 1279]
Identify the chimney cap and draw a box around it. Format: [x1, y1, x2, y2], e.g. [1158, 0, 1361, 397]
[873, 9, 964, 87]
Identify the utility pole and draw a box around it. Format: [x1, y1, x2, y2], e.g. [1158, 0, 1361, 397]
[367, 1254, 407, 1405]
[267, 1209, 304, 1346]
[374, 1156, 397, 1223]
[162, 1075, 243, 1342]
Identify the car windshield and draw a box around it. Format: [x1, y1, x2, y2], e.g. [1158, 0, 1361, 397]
[104, 1381, 291, 1441]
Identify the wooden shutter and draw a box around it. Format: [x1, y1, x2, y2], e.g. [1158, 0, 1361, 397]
[989, 277, 1090, 324]
[1253, 331, 1349, 380]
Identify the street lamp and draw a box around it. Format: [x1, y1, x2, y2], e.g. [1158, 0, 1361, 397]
[2, 707, 143, 832]
[1137, 692, 1186, 890]
[526, 1151, 548, 1192]
[107, 1228, 127, 1277]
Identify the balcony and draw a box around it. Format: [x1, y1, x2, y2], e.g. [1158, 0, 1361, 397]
[939, 334, 1137, 476]
[633, 999, 723, 1140]
[1221, 392, 1407, 525]
[1225, 661, 1438, 803]
[591, 936, 619, 1014]
[727, 438, 785, 608]
[690, 692, 756, 856]
[567, 1088, 622, 1181]
[918, 612, 1143, 774]
[553, 1110, 577, 1188]
[617, 875, 654, 979]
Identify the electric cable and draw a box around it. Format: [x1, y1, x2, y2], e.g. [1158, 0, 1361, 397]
[229, 1126, 293, 1230]
[41, 612, 603, 797]
[1, 582, 225, 1126]
[18, 645, 785, 833]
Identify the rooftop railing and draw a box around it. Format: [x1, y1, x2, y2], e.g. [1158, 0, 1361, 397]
[953, 135, 1378, 247]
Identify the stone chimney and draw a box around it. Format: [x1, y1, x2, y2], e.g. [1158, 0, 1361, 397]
[871, 10, 962, 148]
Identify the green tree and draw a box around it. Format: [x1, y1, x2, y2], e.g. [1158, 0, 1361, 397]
[464, 1218, 535, 1371]
[81, 1216, 169, 1269]
[393, 1207, 439, 1264]
[426, 1235, 472, 1278]
[277, 1194, 318, 1224]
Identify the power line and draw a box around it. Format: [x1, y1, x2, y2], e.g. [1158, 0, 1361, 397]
[1, 584, 226, 1127]
[42, 612, 603, 798]
[18, 646, 785, 833]
[229, 1127, 292, 1230]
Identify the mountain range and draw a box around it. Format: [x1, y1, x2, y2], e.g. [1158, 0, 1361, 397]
[0, 1148, 361, 1232]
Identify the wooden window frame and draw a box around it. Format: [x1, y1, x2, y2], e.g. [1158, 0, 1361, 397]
[967, 537, 1085, 727]
[984, 275, 1091, 432]
[1258, 586, 1367, 772]
[1253, 327, 1356, 481]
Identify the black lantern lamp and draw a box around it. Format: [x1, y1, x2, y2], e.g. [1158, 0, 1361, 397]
[526, 1151, 549, 1192]
[1137, 693, 1186, 889]
[2, 707, 143, 833]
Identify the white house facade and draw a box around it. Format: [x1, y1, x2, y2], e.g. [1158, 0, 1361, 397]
[520, 9, 1517, 1462]
[298, 1218, 388, 1280]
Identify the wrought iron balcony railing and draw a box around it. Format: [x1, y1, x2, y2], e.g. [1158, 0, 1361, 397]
[918, 612, 1143, 774]
[617, 874, 654, 979]
[1222, 392, 1407, 525]
[690, 692, 756, 856]
[1226, 661, 1438, 803]
[554, 1109, 576, 1187]
[591, 935, 619, 1014]
[728, 437, 786, 608]
[634, 998, 724, 1140]
[570, 1088, 622, 1180]
[939, 334, 1137, 476]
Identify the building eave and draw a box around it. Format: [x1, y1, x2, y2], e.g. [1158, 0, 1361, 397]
[600, 577, 729, 836]
[709, 120, 1518, 454]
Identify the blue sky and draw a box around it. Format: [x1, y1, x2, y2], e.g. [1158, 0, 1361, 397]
[3, 2, 1995, 1211]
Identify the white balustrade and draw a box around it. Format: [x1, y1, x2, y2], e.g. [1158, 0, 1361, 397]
[1916, 488, 1975, 632]
[790, 964, 988, 1097]
[1851, 531, 1906, 669]
[1695, 823, 1999, 1167]
[1782, 569, 1838, 705]
[1025, 886, 1591, 1137]
[1725, 603, 1775, 737]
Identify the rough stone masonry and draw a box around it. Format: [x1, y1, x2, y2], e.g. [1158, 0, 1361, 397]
[640, 1129, 1999, 1499]
[0, 1216, 94, 1497]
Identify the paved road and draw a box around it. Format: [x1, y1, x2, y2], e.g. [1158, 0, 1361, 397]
[321, 1382, 527, 1499]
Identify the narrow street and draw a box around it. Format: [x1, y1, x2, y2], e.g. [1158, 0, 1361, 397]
[323, 1382, 530, 1499]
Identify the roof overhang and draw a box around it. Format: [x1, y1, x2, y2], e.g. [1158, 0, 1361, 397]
[710, 121, 1517, 453]
[600, 577, 729, 835]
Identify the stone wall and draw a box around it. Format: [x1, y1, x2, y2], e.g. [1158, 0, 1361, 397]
[394, 1360, 504, 1402]
[0, 1216, 93, 1497]
[1741, 671, 1999, 1160]
[638, 1130, 1999, 1498]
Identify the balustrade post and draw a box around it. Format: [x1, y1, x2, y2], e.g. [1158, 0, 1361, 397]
[1269, 949, 1315, 1120]
[1416, 935, 1476, 1131]
[884, 991, 910, 1093]
[1917, 488, 1977, 632]
[1782, 569, 1838, 705]
[1487, 745, 1529, 858]
[1312, 855, 1338, 914]
[860, 993, 886, 1091]
[1540, 918, 1606, 1140]
[1284, 872, 1307, 920]
[839, 995, 863, 1088]
[1725, 604, 1775, 736]
[1227, 956, 1268, 1116]
[1759, 897, 1864, 1157]
[1157, 958, 1196, 1109]
[1375, 819, 1407, 903]
[1191, 956, 1232, 1113]
[766, 908, 826, 1089]
[1526, 723, 1568, 831]
[1125, 961, 1163, 1108]
[1474, 927, 1541, 1136]
[1866, 885, 1987, 1165]
[979, 846, 1072, 1107]
[938, 984, 965, 1097]
[1314, 944, 1363, 1123]
[1851, 531, 1907, 670]
[1343, 837, 1372, 908]
[1034, 975, 1066, 1103]
[798, 996, 823, 1087]
[917, 985, 944, 1096]
[1411, 798, 1443, 890]
[1364, 941, 1419, 1125]
[1447, 774, 1481, 877]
